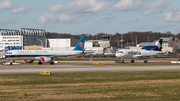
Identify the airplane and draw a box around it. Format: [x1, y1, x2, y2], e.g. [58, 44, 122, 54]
[5, 36, 86, 65]
[115, 39, 165, 63]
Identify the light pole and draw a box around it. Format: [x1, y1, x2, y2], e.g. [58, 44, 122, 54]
[34, 39, 43, 47]
[127, 39, 128, 47]
[121, 34, 123, 49]
[135, 35, 138, 47]
[147, 37, 150, 43]
[52, 40, 53, 50]
[116, 39, 119, 49]
[66, 39, 69, 50]
[57, 38, 58, 50]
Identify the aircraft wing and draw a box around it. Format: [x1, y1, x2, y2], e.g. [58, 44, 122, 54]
[49, 53, 84, 58]
[133, 55, 143, 58]
[142, 46, 157, 50]
[83, 50, 95, 54]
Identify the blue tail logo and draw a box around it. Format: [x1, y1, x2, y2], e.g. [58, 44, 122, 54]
[73, 36, 86, 51]
[142, 39, 163, 51]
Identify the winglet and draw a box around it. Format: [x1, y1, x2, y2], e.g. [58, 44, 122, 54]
[73, 36, 86, 51]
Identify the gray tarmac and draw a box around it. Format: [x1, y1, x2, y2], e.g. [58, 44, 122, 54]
[1, 61, 180, 74]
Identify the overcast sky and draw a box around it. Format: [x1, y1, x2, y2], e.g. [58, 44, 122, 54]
[0, 0, 180, 34]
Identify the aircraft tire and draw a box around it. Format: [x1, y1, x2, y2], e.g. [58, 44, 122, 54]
[50, 62, 54, 65]
[38, 62, 43, 65]
[121, 59, 124, 63]
[131, 60, 134, 63]
[144, 60, 148, 63]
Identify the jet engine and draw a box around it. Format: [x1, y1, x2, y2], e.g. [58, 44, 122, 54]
[41, 57, 52, 63]
[24, 60, 34, 63]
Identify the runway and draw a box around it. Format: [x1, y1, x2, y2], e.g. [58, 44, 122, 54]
[1, 64, 180, 74]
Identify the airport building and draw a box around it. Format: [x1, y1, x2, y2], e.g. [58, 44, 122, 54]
[0, 29, 22, 50]
[0, 28, 46, 51]
[44, 38, 79, 50]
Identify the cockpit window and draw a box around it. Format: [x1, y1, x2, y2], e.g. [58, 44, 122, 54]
[117, 51, 124, 53]
[6, 52, 12, 54]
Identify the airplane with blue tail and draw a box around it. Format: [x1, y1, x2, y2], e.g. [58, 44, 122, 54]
[141, 39, 163, 51]
[5, 36, 86, 65]
[115, 39, 167, 63]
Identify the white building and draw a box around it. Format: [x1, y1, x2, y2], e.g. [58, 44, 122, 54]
[0, 29, 22, 50]
[45, 38, 78, 50]
[0, 28, 46, 51]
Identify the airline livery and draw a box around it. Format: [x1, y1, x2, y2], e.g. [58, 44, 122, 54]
[116, 39, 166, 63]
[5, 36, 86, 65]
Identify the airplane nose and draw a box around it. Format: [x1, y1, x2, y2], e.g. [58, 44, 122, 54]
[119, 54, 123, 57]
[116, 53, 124, 57]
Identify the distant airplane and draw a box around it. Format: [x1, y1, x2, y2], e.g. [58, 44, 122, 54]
[5, 36, 86, 65]
[115, 39, 166, 63]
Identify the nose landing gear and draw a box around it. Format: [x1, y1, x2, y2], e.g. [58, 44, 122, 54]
[144, 60, 148, 63]
[131, 60, 134, 63]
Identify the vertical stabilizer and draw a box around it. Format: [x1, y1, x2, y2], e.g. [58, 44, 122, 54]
[73, 36, 86, 51]
[155, 39, 163, 51]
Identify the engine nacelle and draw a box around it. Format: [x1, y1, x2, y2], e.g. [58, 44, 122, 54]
[24, 60, 34, 63]
[41, 57, 52, 63]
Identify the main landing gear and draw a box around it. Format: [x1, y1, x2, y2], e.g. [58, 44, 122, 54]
[121, 59, 124, 63]
[130, 60, 134, 63]
[38, 61, 55, 65]
[50, 62, 54, 65]
[144, 60, 148, 63]
[38, 61, 43, 65]
[115, 59, 124, 63]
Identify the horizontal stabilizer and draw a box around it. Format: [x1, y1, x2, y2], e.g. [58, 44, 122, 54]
[142, 46, 157, 50]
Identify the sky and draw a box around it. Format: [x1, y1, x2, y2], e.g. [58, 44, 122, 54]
[0, 0, 180, 35]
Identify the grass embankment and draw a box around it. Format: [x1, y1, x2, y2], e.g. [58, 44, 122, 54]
[0, 71, 180, 101]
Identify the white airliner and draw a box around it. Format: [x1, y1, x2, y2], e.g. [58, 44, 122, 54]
[115, 39, 167, 63]
[5, 36, 86, 65]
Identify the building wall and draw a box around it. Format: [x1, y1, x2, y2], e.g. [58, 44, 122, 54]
[0, 28, 46, 51]
[0, 35, 22, 50]
[23, 35, 46, 47]
[85, 41, 93, 47]
[47, 38, 80, 48]
[86, 40, 110, 48]
[71, 39, 79, 47]
[47, 39, 71, 48]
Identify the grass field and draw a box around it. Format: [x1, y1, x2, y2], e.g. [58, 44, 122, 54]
[0, 71, 180, 101]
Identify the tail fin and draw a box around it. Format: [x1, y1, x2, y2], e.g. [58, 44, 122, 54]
[73, 36, 86, 51]
[155, 39, 163, 51]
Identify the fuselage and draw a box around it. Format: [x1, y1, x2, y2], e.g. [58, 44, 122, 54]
[115, 49, 163, 59]
[5, 50, 82, 60]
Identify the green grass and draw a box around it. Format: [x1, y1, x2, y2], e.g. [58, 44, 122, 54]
[0, 71, 180, 100]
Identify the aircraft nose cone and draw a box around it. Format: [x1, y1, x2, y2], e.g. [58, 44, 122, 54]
[116, 53, 124, 57]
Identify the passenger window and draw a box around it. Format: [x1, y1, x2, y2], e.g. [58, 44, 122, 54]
[117, 51, 123, 53]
